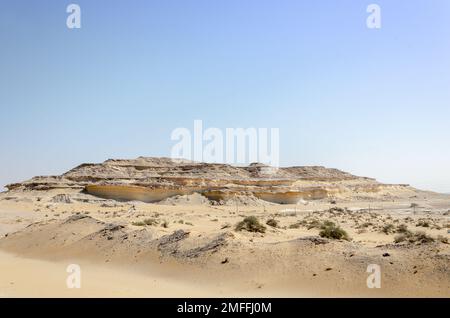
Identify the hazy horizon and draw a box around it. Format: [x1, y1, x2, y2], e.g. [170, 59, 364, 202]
[1, 0, 449, 193]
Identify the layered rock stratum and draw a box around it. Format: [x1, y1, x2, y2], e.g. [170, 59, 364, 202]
[5, 157, 413, 204]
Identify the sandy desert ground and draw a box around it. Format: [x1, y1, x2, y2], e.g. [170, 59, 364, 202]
[1, 191, 450, 297]
[0, 159, 449, 297]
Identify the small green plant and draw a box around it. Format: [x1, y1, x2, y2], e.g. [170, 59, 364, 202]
[319, 221, 350, 241]
[235, 216, 266, 233]
[266, 219, 278, 228]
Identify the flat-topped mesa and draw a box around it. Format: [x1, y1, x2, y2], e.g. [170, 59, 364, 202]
[5, 157, 412, 204]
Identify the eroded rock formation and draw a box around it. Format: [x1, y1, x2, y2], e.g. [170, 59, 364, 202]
[5, 157, 412, 204]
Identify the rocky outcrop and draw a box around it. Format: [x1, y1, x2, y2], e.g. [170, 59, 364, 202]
[5, 157, 412, 204]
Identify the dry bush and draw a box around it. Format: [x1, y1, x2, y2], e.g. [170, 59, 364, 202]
[266, 219, 279, 228]
[319, 221, 350, 241]
[235, 216, 266, 233]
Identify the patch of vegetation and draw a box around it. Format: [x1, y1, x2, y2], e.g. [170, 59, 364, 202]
[358, 222, 373, 229]
[143, 218, 158, 226]
[235, 216, 266, 233]
[289, 219, 307, 229]
[307, 219, 322, 230]
[319, 221, 350, 241]
[396, 224, 411, 235]
[266, 219, 278, 228]
[329, 207, 346, 213]
[416, 220, 430, 228]
[412, 231, 434, 244]
[394, 234, 408, 243]
[132, 218, 159, 226]
[381, 224, 395, 234]
[394, 231, 435, 244]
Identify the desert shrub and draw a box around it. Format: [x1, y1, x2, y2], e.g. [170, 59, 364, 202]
[143, 218, 158, 226]
[289, 219, 307, 229]
[132, 218, 159, 226]
[266, 219, 278, 228]
[307, 219, 322, 230]
[319, 222, 350, 241]
[235, 216, 266, 233]
[416, 220, 430, 227]
[394, 234, 408, 243]
[410, 231, 434, 244]
[321, 220, 336, 228]
[329, 207, 345, 213]
[396, 224, 410, 234]
[357, 222, 373, 229]
[381, 224, 395, 234]
[394, 230, 438, 244]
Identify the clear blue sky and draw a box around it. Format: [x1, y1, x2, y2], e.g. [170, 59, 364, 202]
[1, 0, 449, 192]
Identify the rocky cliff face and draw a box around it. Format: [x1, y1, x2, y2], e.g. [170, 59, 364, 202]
[5, 157, 411, 204]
